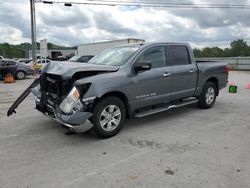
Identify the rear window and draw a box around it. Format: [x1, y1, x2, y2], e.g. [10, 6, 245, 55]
[169, 45, 190, 66]
[10, 61, 16, 65]
[3, 60, 16, 66]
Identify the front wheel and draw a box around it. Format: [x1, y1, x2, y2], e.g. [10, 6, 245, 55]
[15, 71, 26, 80]
[197, 82, 217, 109]
[91, 96, 126, 138]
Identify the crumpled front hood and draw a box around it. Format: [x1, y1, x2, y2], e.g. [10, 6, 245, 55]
[42, 61, 119, 79]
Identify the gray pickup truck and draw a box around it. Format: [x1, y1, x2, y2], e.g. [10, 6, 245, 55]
[7, 43, 229, 138]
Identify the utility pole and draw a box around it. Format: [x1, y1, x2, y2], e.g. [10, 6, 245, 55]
[30, 0, 37, 64]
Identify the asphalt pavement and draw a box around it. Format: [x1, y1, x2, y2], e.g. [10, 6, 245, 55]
[0, 71, 249, 188]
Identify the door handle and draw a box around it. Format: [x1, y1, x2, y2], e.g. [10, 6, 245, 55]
[163, 72, 171, 77]
[189, 69, 195, 73]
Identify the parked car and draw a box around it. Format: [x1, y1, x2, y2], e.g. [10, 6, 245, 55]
[7, 43, 229, 138]
[27, 58, 53, 65]
[17, 58, 32, 64]
[0, 59, 33, 80]
[56, 56, 67, 61]
[37, 59, 53, 64]
[27, 58, 53, 69]
[66, 53, 75, 60]
[68, 55, 94, 63]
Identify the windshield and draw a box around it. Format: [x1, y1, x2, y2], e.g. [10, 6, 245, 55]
[88, 46, 139, 66]
[69, 55, 80, 62]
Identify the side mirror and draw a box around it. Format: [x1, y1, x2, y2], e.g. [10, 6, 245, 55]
[134, 62, 151, 72]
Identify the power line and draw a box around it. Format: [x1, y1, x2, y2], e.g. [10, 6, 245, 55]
[35, 0, 250, 9]
[86, 0, 250, 7]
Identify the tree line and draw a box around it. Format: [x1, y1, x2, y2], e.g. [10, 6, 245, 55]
[0, 39, 249, 59]
[0, 42, 76, 59]
[194, 39, 250, 57]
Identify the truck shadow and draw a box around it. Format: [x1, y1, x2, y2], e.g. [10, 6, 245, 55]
[123, 104, 199, 131]
[73, 104, 200, 140]
[46, 103, 214, 144]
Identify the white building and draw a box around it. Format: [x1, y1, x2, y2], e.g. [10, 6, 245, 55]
[77, 38, 145, 56]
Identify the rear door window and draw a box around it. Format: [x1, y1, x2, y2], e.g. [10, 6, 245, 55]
[6, 61, 16, 66]
[169, 45, 190, 66]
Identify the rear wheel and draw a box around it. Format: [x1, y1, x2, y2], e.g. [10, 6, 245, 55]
[197, 82, 217, 109]
[16, 71, 26, 80]
[91, 96, 126, 138]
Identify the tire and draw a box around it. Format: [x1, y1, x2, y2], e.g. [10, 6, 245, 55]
[197, 82, 218, 109]
[91, 96, 126, 138]
[15, 71, 26, 80]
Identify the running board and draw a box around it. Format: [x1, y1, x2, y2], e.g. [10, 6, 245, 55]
[134, 99, 198, 118]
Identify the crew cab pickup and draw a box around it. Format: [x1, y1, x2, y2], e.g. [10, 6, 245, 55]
[7, 43, 229, 138]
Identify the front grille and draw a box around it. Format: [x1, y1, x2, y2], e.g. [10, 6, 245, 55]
[40, 74, 72, 98]
[38, 73, 73, 111]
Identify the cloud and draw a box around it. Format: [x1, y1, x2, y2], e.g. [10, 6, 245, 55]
[0, 2, 30, 39]
[39, 6, 91, 28]
[93, 11, 138, 35]
[1, 0, 250, 48]
[170, 8, 250, 29]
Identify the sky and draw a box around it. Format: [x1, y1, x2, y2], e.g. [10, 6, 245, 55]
[1, 0, 250, 48]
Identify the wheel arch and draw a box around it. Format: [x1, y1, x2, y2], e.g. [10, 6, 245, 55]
[97, 91, 131, 118]
[206, 77, 219, 95]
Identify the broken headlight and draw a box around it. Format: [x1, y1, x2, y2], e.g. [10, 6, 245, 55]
[59, 86, 82, 114]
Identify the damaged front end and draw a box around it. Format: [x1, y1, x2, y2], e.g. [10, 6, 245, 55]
[32, 73, 93, 133]
[7, 73, 93, 133]
[7, 61, 119, 133]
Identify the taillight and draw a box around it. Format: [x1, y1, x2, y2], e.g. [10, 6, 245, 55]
[225, 65, 230, 81]
[225, 65, 230, 73]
